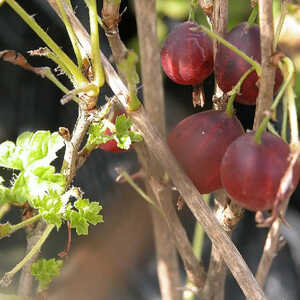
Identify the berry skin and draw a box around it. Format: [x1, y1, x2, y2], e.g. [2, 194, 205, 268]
[220, 132, 300, 211]
[167, 110, 244, 194]
[160, 21, 214, 86]
[215, 23, 283, 105]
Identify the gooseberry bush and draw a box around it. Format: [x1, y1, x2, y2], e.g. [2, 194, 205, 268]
[0, 0, 299, 300]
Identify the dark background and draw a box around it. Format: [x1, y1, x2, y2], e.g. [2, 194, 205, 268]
[0, 0, 300, 299]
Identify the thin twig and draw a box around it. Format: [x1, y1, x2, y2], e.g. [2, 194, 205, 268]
[256, 148, 300, 286]
[253, 0, 277, 129]
[130, 107, 266, 300]
[16, 4, 92, 295]
[202, 2, 237, 299]
[202, 191, 244, 300]
[101, 0, 128, 66]
[49, 4, 266, 299]
[133, 1, 182, 297]
[116, 166, 206, 288]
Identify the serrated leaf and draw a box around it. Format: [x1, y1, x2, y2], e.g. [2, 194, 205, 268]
[11, 166, 65, 205]
[0, 141, 23, 170]
[0, 131, 64, 172]
[65, 199, 103, 235]
[74, 199, 103, 225]
[16, 132, 33, 148]
[0, 179, 14, 205]
[32, 192, 63, 229]
[11, 172, 30, 205]
[87, 122, 114, 146]
[115, 115, 143, 149]
[31, 258, 63, 291]
[65, 210, 89, 235]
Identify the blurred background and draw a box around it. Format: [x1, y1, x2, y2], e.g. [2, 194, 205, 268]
[0, 0, 300, 299]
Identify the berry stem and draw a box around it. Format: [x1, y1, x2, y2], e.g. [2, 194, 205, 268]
[254, 56, 294, 144]
[115, 168, 162, 213]
[247, 4, 258, 26]
[225, 67, 255, 117]
[198, 25, 262, 76]
[273, 0, 288, 51]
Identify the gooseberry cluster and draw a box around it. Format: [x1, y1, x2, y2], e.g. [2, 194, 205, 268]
[162, 22, 300, 212]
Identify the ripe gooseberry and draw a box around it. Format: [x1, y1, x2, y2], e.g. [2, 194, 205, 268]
[167, 110, 244, 194]
[160, 21, 213, 86]
[215, 23, 283, 105]
[220, 132, 300, 211]
[98, 105, 129, 153]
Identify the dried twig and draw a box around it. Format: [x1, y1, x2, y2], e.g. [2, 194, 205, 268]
[253, 0, 277, 129]
[47, 3, 266, 298]
[133, 1, 182, 298]
[201, 2, 239, 299]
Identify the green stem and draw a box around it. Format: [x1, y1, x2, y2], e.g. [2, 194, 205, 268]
[55, 0, 83, 67]
[0, 203, 10, 220]
[2, 224, 54, 282]
[43, 68, 81, 104]
[89, 0, 105, 88]
[281, 88, 288, 142]
[10, 215, 42, 234]
[116, 169, 162, 213]
[247, 5, 258, 26]
[255, 57, 294, 143]
[225, 67, 255, 116]
[183, 194, 210, 300]
[5, 0, 87, 85]
[198, 25, 262, 76]
[273, 0, 288, 51]
[193, 193, 209, 259]
[268, 122, 280, 138]
[287, 80, 299, 145]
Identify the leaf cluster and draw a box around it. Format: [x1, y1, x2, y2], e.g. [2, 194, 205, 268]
[0, 130, 103, 236]
[87, 113, 143, 150]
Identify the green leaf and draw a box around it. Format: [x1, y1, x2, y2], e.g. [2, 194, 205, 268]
[115, 115, 143, 149]
[87, 121, 114, 146]
[0, 222, 12, 239]
[24, 131, 65, 169]
[11, 166, 66, 205]
[31, 191, 63, 229]
[0, 130, 64, 171]
[0, 141, 23, 170]
[65, 199, 103, 235]
[31, 166, 66, 195]
[11, 173, 30, 205]
[31, 258, 63, 291]
[0, 178, 14, 205]
[74, 198, 103, 225]
[64, 210, 89, 235]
